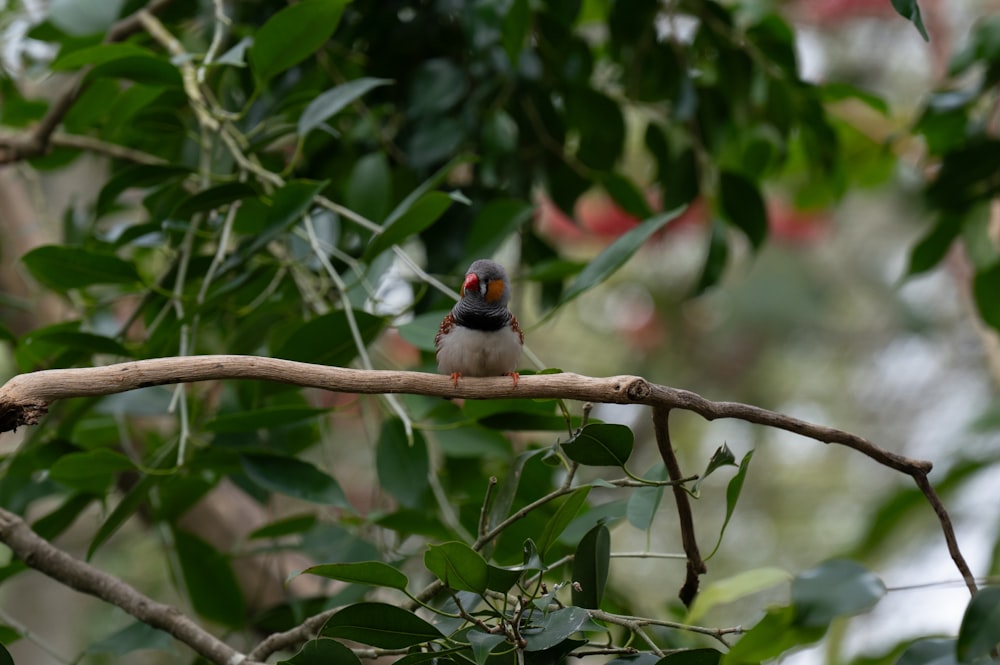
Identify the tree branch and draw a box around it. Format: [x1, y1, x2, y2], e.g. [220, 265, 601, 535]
[652, 407, 705, 606]
[0, 0, 176, 164]
[0, 354, 978, 610]
[0, 508, 259, 665]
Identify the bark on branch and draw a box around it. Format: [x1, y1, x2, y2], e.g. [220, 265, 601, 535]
[0, 354, 979, 664]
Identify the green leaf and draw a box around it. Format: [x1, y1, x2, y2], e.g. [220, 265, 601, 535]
[686, 567, 790, 624]
[321, 602, 443, 648]
[523, 606, 591, 652]
[571, 523, 610, 609]
[49, 449, 135, 494]
[561, 423, 634, 467]
[279, 638, 363, 665]
[299, 78, 393, 136]
[485, 564, 524, 593]
[31, 494, 94, 540]
[250, 0, 349, 84]
[84, 621, 174, 657]
[297, 561, 408, 591]
[408, 58, 467, 116]
[174, 529, 246, 627]
[51, 43, 155, 70]
[706, 450, 754, 559]
[424, 541, 489, 593]
[658, 649, 722, 664]
[466, 198, 533, 261]
[96, 163, 190, 216]
[895, 638, 959, 665]
[602, 172, 653, 220]
[973, 263, 1000, 332]
[346, 152, 393, 224]
[907, 215, 961, 277]
[691, 444, 737, 496]
[88, 473, 156, 559]
[172, 182, 257, 219]
[273, 310, 383, 366]
[891, 0, 930, 41]
[723, 605, 825, 664]
[248, 513, 318, 540]
[241, 454, 351, 508]
[693, 218, 729, 295]
[469, 630, 508, 665]
[956, 586, 1000, 661]
[560, 207, 686, 306]
[537, 487, 592, 556]
[23, 245, 141, 291]
[719, 172, 767, 249]
[0, 643, 12, 665]
[84, 56, 183, 88]
[501, 0, 530, 64]
[376, 418, 431, 510]
[791, 559, 885, 628]
[26, 330, 131, 358]
[397, 311, 449, 352]
[364, 191, 455, 260]
[626, 464, 667, 531]
[205, 406, 327, 432]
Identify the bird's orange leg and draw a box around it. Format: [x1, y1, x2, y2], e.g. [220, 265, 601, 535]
[450, 372, 462, 387]
[505, 371, 520, 387]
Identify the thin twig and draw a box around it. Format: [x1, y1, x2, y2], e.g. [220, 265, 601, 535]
[0, 509, 260, 665]
[652, 407, 705, 607]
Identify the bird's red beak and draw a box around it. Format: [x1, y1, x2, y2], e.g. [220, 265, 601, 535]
[462, 273, 479, 297]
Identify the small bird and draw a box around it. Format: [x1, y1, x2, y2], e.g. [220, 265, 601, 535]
[435, 259, 524, 386]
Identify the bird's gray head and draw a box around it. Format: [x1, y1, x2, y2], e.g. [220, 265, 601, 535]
[461, 259, 511, 309]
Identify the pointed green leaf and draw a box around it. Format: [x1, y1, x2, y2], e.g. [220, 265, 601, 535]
[23, 246, 140, 291]
[657, 649, 722, 664]
[346, 152, 392, 224]
[706, 450, 754, 559]
[693, 219, 729, 296]
[469, 630, 507, 665]
[172, 182, 257, 219]
[891, 0, 929, 41]
[52, 43, 156, 70]
[895, 638, 959, 665]
[973, 263, 1000, 332]
[241, 454, 350, 507]
[299, 78, 393, 136]
[376, 418, 431, 509]
[687, 567, 790, 624]
[424, 541, 489, 593]
[957, 586, 1000, 662]
[321, 602, 443, 648]
[537, 486, 592, 556]
[206, 406, 327, 432]
[297, 561, 408, 591]
[626, 464, 667, 531]
[791, 559, 885, 628]
[907, 214, 961, 277]
[719, 172, 767, 249]
[249, 513, 318, 540]
[485, 564, 524, 593]
[273, 310, 383, 366]
[560, 207, 687, 306]
[364, 191, 455, 260]
[561, 423, 634, 467]
[174, 529, 245, 627]
[88, 473, 156, 559]
[691, 444, 737, 496]
[279, 638, 363, 665]
[250, 0, 349, 83]
[0, 643, 14, 665]
[571, 523, 610, 609]
[49, 449, 135, 494]
[723, 605, 825, 663]
[523, 606, 591, 651]
[84, 621, 174, 657]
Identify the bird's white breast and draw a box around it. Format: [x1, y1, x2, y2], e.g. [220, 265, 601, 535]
[436, 324, 522, 377]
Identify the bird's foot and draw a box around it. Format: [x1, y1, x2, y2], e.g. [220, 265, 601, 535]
[450, 372, 462, 387]
[505, 371, 520, 387]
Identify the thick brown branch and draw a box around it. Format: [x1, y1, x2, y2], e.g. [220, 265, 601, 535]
[652, 407, 705, 606]
[0, 0, 176, 164]
[0, 354, 977, 598]
[0, 508, 259, 665]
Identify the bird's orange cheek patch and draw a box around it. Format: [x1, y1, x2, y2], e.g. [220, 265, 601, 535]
[485, 280, 505, 303]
